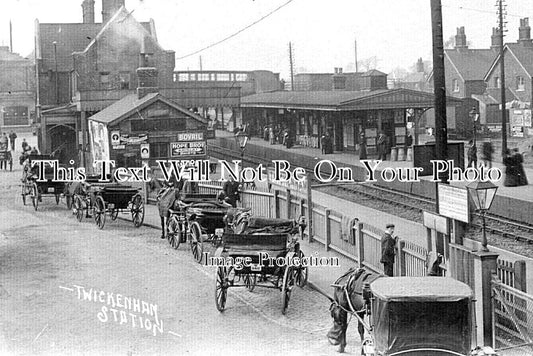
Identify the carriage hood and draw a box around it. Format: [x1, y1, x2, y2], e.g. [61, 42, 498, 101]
[370, 277, 473, 355]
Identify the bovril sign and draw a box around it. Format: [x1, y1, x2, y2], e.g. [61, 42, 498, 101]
[170, 132, 206, 157]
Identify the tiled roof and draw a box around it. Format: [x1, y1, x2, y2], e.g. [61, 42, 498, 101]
[88, 93, 208, 125]
[241, 90, 388, 108]
[445, 48, 497, 81]
[362, 69, 387, 77]
[485, 88, 518, 103]
[506, 43, 533, 77]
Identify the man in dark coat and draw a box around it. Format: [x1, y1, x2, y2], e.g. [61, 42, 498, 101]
[377, 132, 388, 161]
[380, 223, 397, 277]
[9, 131, 17, 151]
[222, 176, 240, 208]
[467, 140, 477, 168]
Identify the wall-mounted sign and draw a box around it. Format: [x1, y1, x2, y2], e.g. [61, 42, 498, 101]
[140, 143, 150, 159]
[112, 145, 126, 150]
[437, 184, 469, 223]
[170, 141, 206, 157]
[111, 131, 121, 145]
[120, 134, 148, 145]
[176, 132, 204, 141]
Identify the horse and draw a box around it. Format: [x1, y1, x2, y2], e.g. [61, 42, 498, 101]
[327, 267, 382, 353]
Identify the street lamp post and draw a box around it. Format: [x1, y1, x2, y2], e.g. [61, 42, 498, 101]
[466, 180, 498, 252]
[234, 130, 249, 182]
[469, 106, 479, 146]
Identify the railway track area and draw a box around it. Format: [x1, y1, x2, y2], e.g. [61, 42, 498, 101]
[208, 143, 533, 257]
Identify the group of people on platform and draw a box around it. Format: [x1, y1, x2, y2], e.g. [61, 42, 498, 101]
[262, 125, 294, 149]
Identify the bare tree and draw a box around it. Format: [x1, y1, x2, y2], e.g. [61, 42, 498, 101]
[357, 56, 380, 72]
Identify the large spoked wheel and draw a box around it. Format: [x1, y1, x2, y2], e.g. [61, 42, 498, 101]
[110, 208, 119, 221]
[189, 221, 204, 263]
[281, 263, 296, 315]
[30, 182, 39, 211]
[215, 266, 231, 312]
[131, 194, 145, 227]
[243, 274, 257, 292]
[21, 183, 27, 205]
[293, 250, 308, 287]
[73, 195, 84, 221]
[93, 195, 106, 229]
[167, 216, 181, 249]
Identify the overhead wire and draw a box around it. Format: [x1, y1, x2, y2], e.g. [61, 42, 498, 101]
[175, 0, 295, 61]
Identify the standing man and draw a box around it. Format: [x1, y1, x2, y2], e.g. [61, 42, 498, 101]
[377, 131, 388, 161]
[9, 131, 17, 151]
[222, 176, 240, 208]
[467, 140, 477, 168]
[380, 223, 397, 277]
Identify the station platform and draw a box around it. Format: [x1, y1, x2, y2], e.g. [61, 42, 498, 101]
[211, 130, 533, 224]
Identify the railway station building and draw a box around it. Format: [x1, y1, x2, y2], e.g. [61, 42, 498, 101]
[241, 88, 462, 155]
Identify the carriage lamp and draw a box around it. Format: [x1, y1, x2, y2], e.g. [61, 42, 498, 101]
[469, 106, 480, 145]
[466, 180, 498, 252]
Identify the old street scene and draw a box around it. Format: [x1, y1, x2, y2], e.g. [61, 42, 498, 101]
[2, 0, 533, 355]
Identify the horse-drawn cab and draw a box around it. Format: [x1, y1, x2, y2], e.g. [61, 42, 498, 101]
[361, 277, 498, 356]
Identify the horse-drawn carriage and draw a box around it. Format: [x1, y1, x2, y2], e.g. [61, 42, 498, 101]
[328, 269, 499, 355]
[20, 154, 66, 210]
[163, 192, 232, 262]
[71, 177, 144, 229]
[213, 215, 308, 315]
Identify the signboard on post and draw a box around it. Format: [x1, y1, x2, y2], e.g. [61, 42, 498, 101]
[170, 131, 207, 158]
[437, 184, 470, 223]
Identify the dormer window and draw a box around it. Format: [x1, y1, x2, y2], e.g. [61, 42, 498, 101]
[452, 79, 460, 92]
[517, 76, 525, 91]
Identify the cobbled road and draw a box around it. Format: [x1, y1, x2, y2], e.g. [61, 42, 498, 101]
[0, 165, 360, 356]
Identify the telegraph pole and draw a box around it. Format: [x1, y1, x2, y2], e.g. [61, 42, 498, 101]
[354, 38, 358, 72]
[430, 0, 448, 184]
[289, 42, 295, 91]
[497, 0, 507, 156]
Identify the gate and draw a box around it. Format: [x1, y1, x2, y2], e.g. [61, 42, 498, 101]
[492, 276, 533, 354]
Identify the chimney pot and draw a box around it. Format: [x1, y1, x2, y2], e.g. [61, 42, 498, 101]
[455, 26, 468, 49]
[518, 17, 533, 47]
[81, 0, 95, 24]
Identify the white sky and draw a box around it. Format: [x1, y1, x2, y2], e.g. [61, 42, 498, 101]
[0, 0, 531, 80]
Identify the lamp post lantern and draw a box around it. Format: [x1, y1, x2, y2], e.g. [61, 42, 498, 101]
[466, 180, 498, 252]
[469, 106, 479, 146]
[234, 130, 249, 182]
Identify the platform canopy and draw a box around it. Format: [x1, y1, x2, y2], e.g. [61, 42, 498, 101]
[241, 88, 463, 111]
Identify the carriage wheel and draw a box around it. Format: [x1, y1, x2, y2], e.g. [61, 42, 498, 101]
[55, 194, 60, 204]
[73, 195, 84, 222]
[131, 194, 145, 227]
[30, 182, 39, 211]
[243, 274, 257, 292]
[21, 184, 27, 205]
[110, 208, 119, 221]
[93, 195, 106, 229]
[215, 266, 231, 312]
[293, 250, 308, 287]
[281, 265, 296, 315]
[167, 216, 181, 249]
[189, 221, 204, 263]
[66, 195, 72, 210]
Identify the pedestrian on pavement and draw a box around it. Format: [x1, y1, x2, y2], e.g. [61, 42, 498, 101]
[503, 149, 519, 187]
[9, 131, 17, 151]
[30, 146, 39, 155]
[377, 131, 388, 161]
[21, 138, 29, 153]
[467, 140, 477, 168]
[380, 223, 397, 277]
[513, 148, 528, 186]
[481, 142, 494, 168]
[359, 134, 367, 160]
[405, 132, 413, 148]
[222, 176, 240, 208]
[0, 133, 8, 151]
[269, 127, 275, 145]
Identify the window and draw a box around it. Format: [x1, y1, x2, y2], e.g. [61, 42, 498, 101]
[517, 76, 525, 91]
[151, 142, 169, 158]
[119, 72, 131, 90]
[100, 72, 110, 84]
[452, 79, 460, 92]
[235, 73, 248, 81]
[217, 73, 230, 81]
[494, 77, 500, 88]
[130, 119, 186, 132]
[3, 106, 28, 126]
[198, 73, 210, 81]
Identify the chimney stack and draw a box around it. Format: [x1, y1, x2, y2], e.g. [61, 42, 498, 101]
[102, 0, 125, 23]
[518, 18, 533, 47]
[454, 27, 468, 49]
[416, 58, 424, 73]
[81, 0, 95, 24]
[491, 27, 502, 50]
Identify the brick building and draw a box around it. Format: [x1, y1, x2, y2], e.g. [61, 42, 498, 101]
[292, 69, 387, 92]
[0, 46, 35, 128]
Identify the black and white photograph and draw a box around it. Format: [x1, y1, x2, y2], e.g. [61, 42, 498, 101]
[1, 0, 533, 355]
